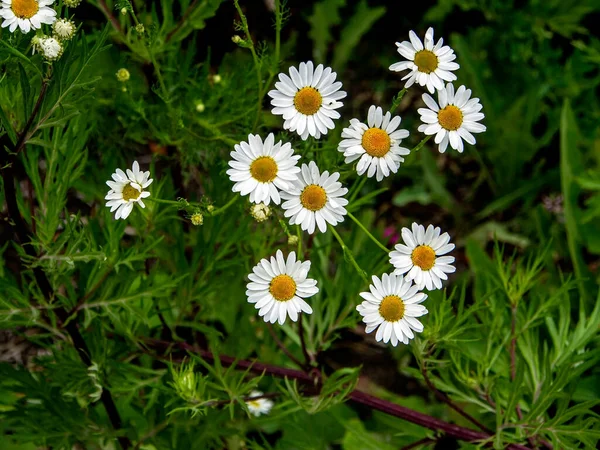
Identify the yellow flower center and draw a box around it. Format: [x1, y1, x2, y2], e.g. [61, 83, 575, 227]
[437, 105, 463, 131]
[250, 156, 278, 183]
[379, 295, 405, 322]
[247, 399, 261, 409]
[300, 184, 327, 211]
[362, 128, 391, 157]
[414, 50, 438, 74]
[11, 0, 39, 18]
[122, 184, 141, 201]
[294, 87, 322, 115]
[269, 274, 296, 301]
[411, 245, 436, 270]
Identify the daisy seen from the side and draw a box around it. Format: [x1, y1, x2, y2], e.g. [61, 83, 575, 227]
[105, 161, 153, 220]
[356, 273, 428, 347]
[281, 161, 348, 234]
[227, 133, 300, 205]
[389, 27, 459, 94]
[245, 391, 274, 417]
[389, 223, 455, 291]
[268, 61, 346, 140]
[418, 82, 486, 153]
[246, 250, 318, 325]
[0, 0, 57, 34]
[338, 105, 410, 182]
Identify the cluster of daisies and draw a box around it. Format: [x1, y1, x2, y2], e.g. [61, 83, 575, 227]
[1, 0, 79, 61]
[104, 28, 483, 348]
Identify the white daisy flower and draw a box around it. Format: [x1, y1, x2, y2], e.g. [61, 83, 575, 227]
[0, 0, 57, 34]
[246, 250, 318, 325]
[105, 161, 153, 220]
[227, 133, 300, 205]
[389, 223, 455, 291]
[281, 161, 348, 234]
[338, 105, 410, 182]
[245, 391, 274, 417]
[268, 61, 346, 140]
[356, 273, 428, 347]
[52, 18, 75, 40]
[418, 83, 486, 153]
[389, 27, 459, 94]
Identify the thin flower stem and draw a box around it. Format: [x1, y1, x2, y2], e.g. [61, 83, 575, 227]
[147, 198, 181, 206]
[390, 87, 408, 112]
[347, 212, 390, 254]
[296, 225, 302, 257]
[329, 225, 369, 285]
[211, 196, 239, 216]
[298, 313, 313, 367]
[348, 176, 367, 204]
[412, 135, 432, 153]
[266, 323, 305, 369]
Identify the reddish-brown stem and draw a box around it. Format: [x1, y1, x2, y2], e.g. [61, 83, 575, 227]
[266, 323, 305, 369]
[144, 338, 529, 449]
[98, 0, 123, 33]
[298, 313, 313, 368]
[421, 365, 492, 433]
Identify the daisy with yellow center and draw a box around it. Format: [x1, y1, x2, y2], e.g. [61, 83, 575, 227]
[389, 223, 455, 291]
[105, 161, 153, 220]
[280, 161, 348, 234]
[227, 133, 301, 205]
[356, 273, 428, 346]
[245, 391, 274, 417]
[389, 27, 459, 94]
[0, 0, 57, 34]
[418, 83, 486, 153]
[268, 61, 346, 140]
[246, 250, 318, 325]
[338, 105, 410, 182]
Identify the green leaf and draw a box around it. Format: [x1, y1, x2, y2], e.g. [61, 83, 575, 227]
[332, 1, 385, 71]
[308, 0, 345, 63]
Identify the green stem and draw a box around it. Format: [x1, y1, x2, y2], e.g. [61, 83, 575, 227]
[296, 225, 302, 257]
[347, 212, 389, 254]
[348, 176, 367, 204]
[146, 198, 181, 206]
[412, 135, 432, 153]
[329, 225, 369, 284]
[390, 87, 408, 113]
[211, 196, 239, 216]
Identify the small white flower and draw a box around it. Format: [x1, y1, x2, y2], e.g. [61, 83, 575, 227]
[389, 27, 459, 94]
[0, 0, 57, 34]
[356, 273, 428, 346]
[268, 61, 346, 140]
[246, 250, 318, 325]
[227, 133, 300, 205]
[52, 18, 75, 40]
[281, 161, 348, 234]
[389, 223, 455, 290]
[418, 83, 486, 153]
[338, 105, 410, 182]
[105, 161, 153, 220]
[246, 391, 274, 417]
[38, 36, 62, 61]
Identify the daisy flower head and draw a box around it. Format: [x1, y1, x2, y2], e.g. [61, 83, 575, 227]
[338, 105, 410, 182]
[281, 161, 348, 234]
[389, 223, 455, 291]
[418, 83, 486, 153]
[268, 61, 346, 140]
[356, 273, 428, 347]
[246, 391, 274, 417]
[105, 161, 153, 220]
[246, 250, 318, 325]
[0, 0, 57, 34]
[227, 133, 300, 206]
[38, 35, 62, 61]
[389, 27, 459, 94]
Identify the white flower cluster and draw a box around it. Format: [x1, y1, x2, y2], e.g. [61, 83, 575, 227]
[100, 28, 481, 352]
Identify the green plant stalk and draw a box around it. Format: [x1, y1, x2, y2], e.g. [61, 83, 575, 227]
[347, 211, 389, 254]
[390, 87, 408, 112]
[412, 135, 432, 153]
[329, 225, 369, 284]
